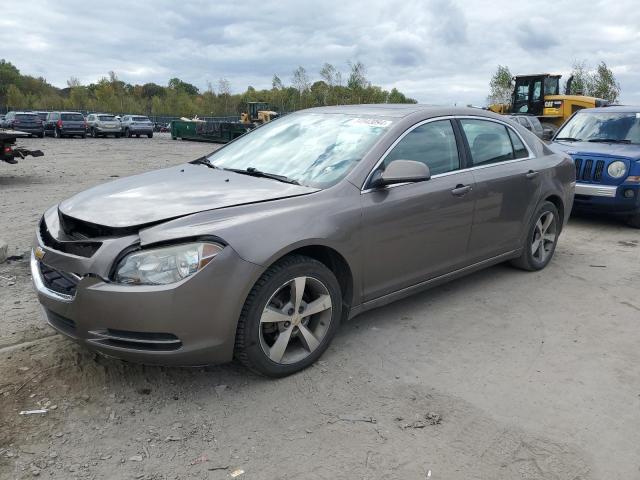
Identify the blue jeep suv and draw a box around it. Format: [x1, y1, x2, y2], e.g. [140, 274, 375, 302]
[552, 106, 640, 228]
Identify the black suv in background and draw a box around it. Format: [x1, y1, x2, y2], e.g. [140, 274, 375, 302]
[45, 112, 87, 138]
[1, 111, 44, 137]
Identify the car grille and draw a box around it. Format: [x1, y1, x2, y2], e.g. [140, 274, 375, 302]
[88, 329, 182, 351]
[39, 262, 80, 297]
[573, 157, 613, 183]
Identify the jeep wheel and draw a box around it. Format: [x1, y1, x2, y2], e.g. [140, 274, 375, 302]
[626, 213, 640, 229]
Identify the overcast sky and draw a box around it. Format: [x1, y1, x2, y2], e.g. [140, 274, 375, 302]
[2, 0, 639, 105]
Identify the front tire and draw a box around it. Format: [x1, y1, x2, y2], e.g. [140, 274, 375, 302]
[626, 213, 640, 229]
[235, 255, 342, 377]
[510, 201, 560, 271]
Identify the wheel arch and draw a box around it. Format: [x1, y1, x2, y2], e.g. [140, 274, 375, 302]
[263, 244, 355, 317]
[544, 193, 565, 230]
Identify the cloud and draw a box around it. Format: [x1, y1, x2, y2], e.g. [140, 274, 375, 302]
[515, 18, 560, 51]
[1, 0, 639, 105]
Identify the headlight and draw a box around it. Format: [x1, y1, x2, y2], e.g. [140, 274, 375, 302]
[607, 161, 627, 179]
[114, 242, 223, 285]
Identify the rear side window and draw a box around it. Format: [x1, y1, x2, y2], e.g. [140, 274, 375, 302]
[61, 113, 84, 121]
[460, 119, 516, 166]
[508, 129, 529, 159]
[383, 120, 460, 175]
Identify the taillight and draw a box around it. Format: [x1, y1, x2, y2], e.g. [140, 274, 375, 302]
[4, 146, 12, 154]
[57, 119, 63, 128]
[84, 121, 88, 129]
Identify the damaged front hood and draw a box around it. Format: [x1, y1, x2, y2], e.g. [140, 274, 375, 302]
[58, 164, 319, 228]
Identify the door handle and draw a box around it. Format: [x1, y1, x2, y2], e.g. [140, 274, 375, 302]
[525, 170, 539, 179]
[451, 184, 472, 197]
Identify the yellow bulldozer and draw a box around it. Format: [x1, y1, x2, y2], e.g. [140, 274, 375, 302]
[488, 73, 609, 136]
[240, 102, 279, 125]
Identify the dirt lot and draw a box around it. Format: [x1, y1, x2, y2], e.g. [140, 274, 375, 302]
[1, 135, 639, 479]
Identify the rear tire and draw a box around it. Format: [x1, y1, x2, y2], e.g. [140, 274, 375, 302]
[148, 132, 153, 138]
[510, 201, 560, 271]
[626, 213, 640, 229]
[115, 133, 121, 138]
[235, 255, 342, 377]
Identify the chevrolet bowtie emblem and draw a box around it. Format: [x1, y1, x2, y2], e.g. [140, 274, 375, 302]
[34, 246, 46, 261]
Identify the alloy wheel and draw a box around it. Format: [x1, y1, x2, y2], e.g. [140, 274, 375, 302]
[258, 276, 332, 365]
[531, 211, 556, 263]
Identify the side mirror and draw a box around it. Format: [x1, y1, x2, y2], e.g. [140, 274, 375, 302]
[370, 160, 431, 188]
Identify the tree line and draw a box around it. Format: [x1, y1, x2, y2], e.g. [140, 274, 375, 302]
[487, 60, 621, 106]
[0, 60, 417, 117]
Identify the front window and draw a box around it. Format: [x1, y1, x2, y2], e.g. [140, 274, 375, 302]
[381, 120, 460, 175]
[208, 113, 393, 188]
[556, 111, 640, 144]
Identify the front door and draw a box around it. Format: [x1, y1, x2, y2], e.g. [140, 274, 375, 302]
[361, 119, 476, 301]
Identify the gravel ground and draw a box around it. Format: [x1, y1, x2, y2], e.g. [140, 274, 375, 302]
[1, 135, 639, 479]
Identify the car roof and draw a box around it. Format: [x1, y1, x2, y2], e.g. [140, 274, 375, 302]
[585, 105, 640, 113]
[302, 104, 501, 119]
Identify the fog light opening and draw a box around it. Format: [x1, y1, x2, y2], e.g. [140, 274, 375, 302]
[623, 189, 635, 198]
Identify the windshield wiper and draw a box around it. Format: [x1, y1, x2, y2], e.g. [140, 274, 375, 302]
[190, 156, 217, 169]
[587, 138, 631, 144]
[223, 167, 300, 185]
[555, 137, 581, 142]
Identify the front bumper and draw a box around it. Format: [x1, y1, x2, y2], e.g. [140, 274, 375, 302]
[31, 242, 263, 366]
[573, 182, 640, 216]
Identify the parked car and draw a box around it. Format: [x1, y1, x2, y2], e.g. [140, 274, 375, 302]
[1, 111, 44, 137]
[86, 113, 121, 138]
[45, 112, 87, 138]
[32, 105, 574, 377]
[35, 111, 49, 122]
[121, 115, 154, 138]
[507, 114, 548, 139]
[552, 106, 640, 227]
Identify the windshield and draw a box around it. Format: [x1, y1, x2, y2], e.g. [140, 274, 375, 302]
[133, 116, 150, 122]
[61, 113, 84, 121]
[207, 113, 393, 188]
[556, 111, 640, 143]
[98, 115, 116, 121]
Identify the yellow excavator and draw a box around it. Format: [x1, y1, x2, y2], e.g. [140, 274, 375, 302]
[240, 102, 279, 125]
[488, 74, 609, 136]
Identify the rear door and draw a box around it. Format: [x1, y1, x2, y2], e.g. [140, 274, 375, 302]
[458, 118, 544, 262]
[361, 119, 476, 300]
